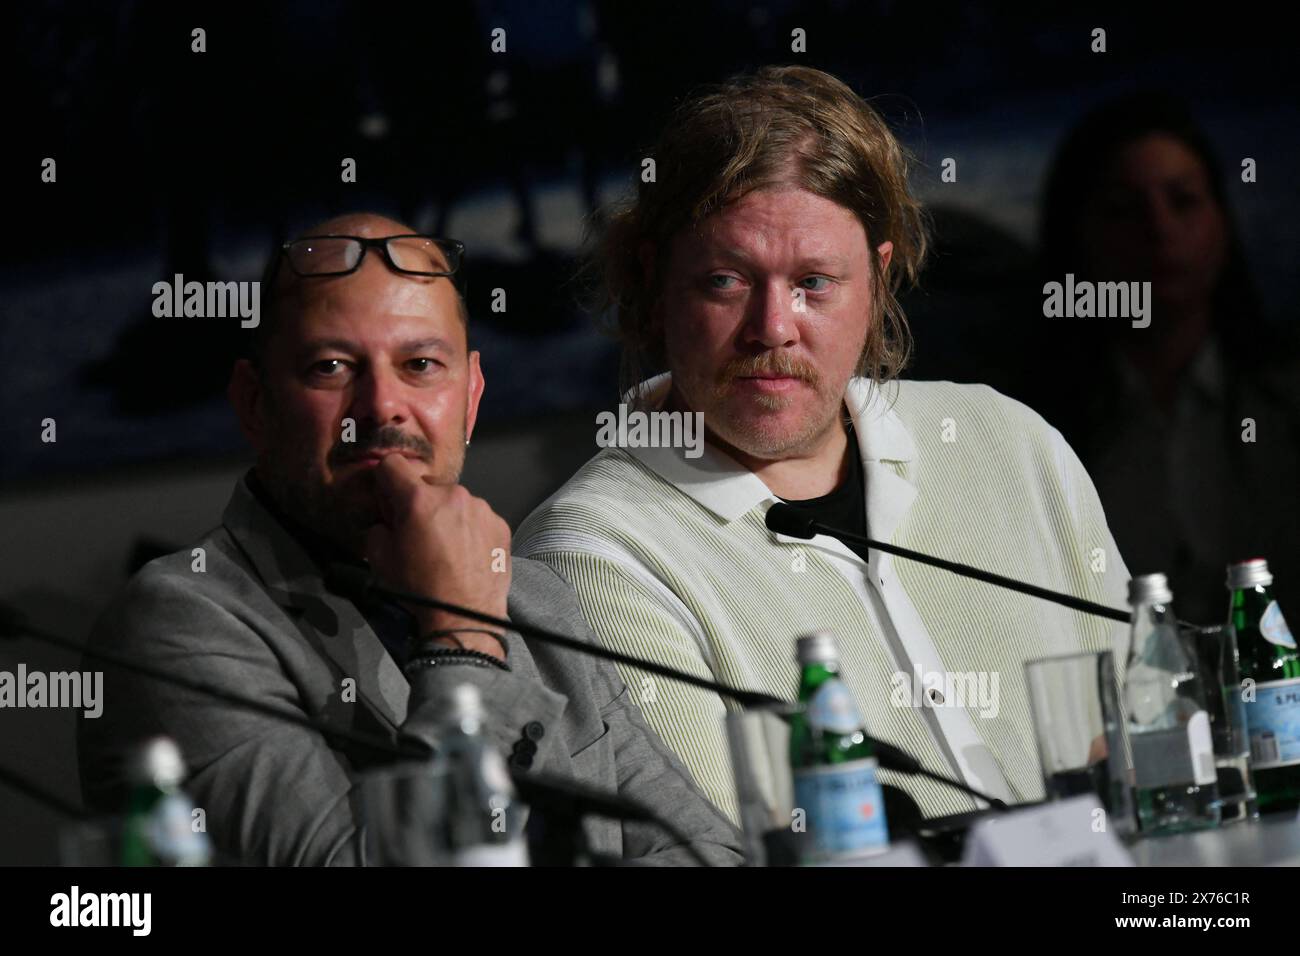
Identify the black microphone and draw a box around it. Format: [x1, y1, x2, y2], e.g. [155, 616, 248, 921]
[766, 502, 1133, 624]
[764, 502, 819, 540]
[4, 603, 415, 763]
[324, 565, 1009, 811]
[325, 562, 789, 710]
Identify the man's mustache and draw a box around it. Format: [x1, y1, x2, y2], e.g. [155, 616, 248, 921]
[329, 425, 435, 464]
[715, 352, 821, 387]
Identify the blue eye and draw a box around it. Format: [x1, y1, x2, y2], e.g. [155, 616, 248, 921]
[800, 276, 833, 292]
[708, 274, 739, 290]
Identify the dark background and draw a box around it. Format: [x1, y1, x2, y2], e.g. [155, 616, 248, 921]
[1, 1, 1297, 862]
[6, 1, 1298, 483]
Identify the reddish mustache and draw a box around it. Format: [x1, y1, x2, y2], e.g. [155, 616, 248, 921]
[717, 356, 819, 384]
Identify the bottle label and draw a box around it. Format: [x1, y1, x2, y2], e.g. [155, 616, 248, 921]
[1130, 710, 1218, 788]
[1259, 601, 1296, 649]
[1188, 710, 1218, 785]
[146, 793, 212, 866]
[453, 840, 529, 867]
[807, 679, 864, 735]
[1244, 677, 1300, 769]
[793, 758, 889, 861]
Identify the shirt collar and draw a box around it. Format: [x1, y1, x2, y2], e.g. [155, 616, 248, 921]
[622, 374, 917, 524]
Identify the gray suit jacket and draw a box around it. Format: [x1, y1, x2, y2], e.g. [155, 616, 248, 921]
[77, 475, 743, 866]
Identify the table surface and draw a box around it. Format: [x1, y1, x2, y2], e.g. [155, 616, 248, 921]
[1127, 811, 1300, 866]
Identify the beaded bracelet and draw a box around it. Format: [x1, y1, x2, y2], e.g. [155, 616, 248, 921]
[413, 627, 510, 659]
[403, 647, 511, 676]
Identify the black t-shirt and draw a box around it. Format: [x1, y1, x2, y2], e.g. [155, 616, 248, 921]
[776, 419, 870, 563]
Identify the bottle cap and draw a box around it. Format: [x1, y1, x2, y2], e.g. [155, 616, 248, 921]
[795, 630, 840, 666]
[126, 736, 186, 788]
[442, 683, 485, 725]
[1128, 573, 1173, 606]
[1227, 558, 1272, 590]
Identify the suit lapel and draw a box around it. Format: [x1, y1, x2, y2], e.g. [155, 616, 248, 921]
[221, 475, 410, 732]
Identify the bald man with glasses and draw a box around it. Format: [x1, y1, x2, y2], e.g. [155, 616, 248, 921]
[78, 212, 742, 867]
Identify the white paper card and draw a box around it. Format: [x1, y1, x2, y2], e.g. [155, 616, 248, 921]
[962, 795, 1135, 867]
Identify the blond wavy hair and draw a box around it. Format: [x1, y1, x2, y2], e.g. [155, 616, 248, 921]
[592, 65, 929, 405]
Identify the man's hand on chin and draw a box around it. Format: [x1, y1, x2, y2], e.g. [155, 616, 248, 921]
[362, 453, 512, 661]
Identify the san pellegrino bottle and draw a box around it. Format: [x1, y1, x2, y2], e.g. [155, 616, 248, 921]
[435, 683, 528, 866]
[1228, 558, 1300, 813]
[789, 631, 889, 862]
[120, 736, 212, 866]
[1123, 574, 1221, 833]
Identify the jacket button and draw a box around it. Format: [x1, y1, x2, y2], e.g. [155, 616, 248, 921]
[513, 739, 538, 757]
[510, 752, 534, 770]
[523, 721, 545, 741]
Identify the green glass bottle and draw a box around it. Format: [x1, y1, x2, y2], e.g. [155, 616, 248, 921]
[120, 737, 212, 867]
[1228, 559, 1300, 813]
[789, 631, 889, 862]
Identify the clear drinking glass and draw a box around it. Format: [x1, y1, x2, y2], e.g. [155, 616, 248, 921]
[1185, 623, 1259, 824]
[725, 708, 796, 866]
[1024, 650, 1137, 837]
